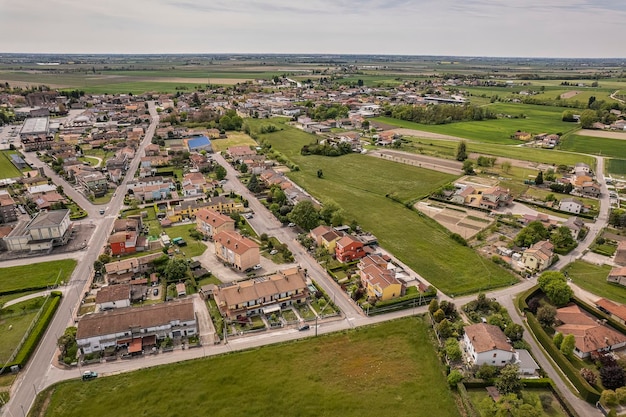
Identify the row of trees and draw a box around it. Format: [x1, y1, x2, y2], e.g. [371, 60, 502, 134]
[514, 221, 576, 254]
[391, 104, 497, 125]
[301, 141, 352, 157]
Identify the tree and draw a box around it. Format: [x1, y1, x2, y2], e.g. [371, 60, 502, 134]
[476, 364, 498, 380]
[433, 309, 445, 323]
[462, 160, 474, 175]
[601, 390, 618, 407]
[535, 171, 544, 185]
[445, 338, 462, 361]
[616, 386, 626, 405]
[553, 332, 564, 349]
[601, 366, 626, 391]
[579, 109, 598, 129]
[320, 201, 341, 225]
[495, 364, 522, 395]
[456, 141, 468, 161]
[536, 305, 557, 328]
[501, 161, 512, 173]
[214, 165, 227, 181]
[247, 174, 261, 193]
[550, 226, 575, 250]
[435, 319, 454, 339]
[538, 271, 572, 307]
[447, 370, 463, 387]
[560, 334, 576, 357]
[515, 221, 549, 247]
[317, 169, 323, 178]
[505, 323, 524, 342]
[428, 299, 439, 315]
[239, 162, 248, 174]
[545, 168, 556, 182]
[164, 259, 188, 282]
[288, 200, 320, 231]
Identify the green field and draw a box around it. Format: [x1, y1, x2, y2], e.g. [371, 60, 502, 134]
[210, 131, 257, 152]
[375, 102, 578, 144]
[563, 261, 625, 304]
[608, 159, 626, 176]
[38, 317, 460, 417]
[560, 135, 626, 159]
[0, 297, 47, 363]
[252, 119, 516, 295]
[0, 150, 24, 179]
[0, 259, 77, 294]
[401, 136, 594, 167]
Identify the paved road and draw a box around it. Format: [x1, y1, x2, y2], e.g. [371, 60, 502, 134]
[2, 102, 159, 417]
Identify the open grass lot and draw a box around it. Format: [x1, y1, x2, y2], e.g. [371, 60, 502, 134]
[560, 135, 626, 159]
[210, 131, 257, 152]
[253, 119, 516, 295]
[608, 159, 626, 176]
[563, 261, 625, 304]
[375, 102, 578, 144]
[402, 136, 594, 168]
[0, 150, 24, 179]
[38, 317, 460, 417]
[0, 259, 77, 294]
[0, 297, 47, 363]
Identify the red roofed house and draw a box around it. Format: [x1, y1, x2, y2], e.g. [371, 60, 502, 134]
[463, 323, 515, 366]
[555, 304, 626, 358]
[109, 231, 138, 256]
[214, 230, 260, 271]
[479, 186, 512, 210]
[335, 235, 366, 263]
[196, 208, 235, 239]
[596, 298, 626, 326]
[521, 240, 554, 272]
[607, 266, 626, 287]
[358, 254, 404, 301]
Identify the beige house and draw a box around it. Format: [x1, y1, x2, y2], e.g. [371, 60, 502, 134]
[214, 230, 260, 271]
[608, 267, 626, 287]
[196, 208, 235, 239]
[214, 267, 308, 319]
[521, 240, 554, 272]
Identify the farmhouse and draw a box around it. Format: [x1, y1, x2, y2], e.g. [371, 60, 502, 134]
[555, 304, 626, 358]
[463, 323, 515, 367]
[76, 299, 197, 355]
[213, 267, 309, 319]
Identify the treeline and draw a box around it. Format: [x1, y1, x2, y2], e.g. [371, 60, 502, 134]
[307, 104, 350, 121]
[301, 141, 352, 156]
[389, 104, 497, 125]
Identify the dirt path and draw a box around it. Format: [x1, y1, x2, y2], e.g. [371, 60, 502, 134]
[390, 128, 469, 142]
[368, 149, 462, 175]
[578, 129, 626, 140]
[467, 153, 552, 171]
[559, 90, 580, 99]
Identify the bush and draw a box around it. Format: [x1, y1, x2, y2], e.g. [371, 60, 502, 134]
[602, 390, 618, 407]
[447, 370, 463, 387]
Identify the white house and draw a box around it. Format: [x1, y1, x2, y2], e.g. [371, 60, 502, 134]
[463, 323, 515, 367]
[95, 284, 131, 311]
[76, 299, 197, 355]
[559, 198, 583, 214]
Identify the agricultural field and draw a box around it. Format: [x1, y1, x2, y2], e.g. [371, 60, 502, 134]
[210, 131, 257, 152]
[252, 119, 516, 295]
[559, 135, 626, 159]
[562, 261, 626, 304]
[0, 150, 24, 179]
[36, 317, 460, 417]
[375, 102, 579, 144]
[608, 159, 626, 176]
[0, 260, 77, 294]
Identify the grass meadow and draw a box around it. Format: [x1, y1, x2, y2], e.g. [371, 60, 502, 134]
[562, 261, 625, 304]
[38, 317, 460, 417]
[560, 135, 626, 159]
[210, 131, 257, 152]
[0, 297, 47, 363]
[252, 119, 516, 295]
[0, 260, 77, 294]
[0, 150, 24, 179]
[608, 159, 626, 176]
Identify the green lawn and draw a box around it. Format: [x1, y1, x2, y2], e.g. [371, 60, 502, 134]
[210, 131, 257, 152]
[608, 159, 626, 176]
[0, 297, 47, 363]
[0, 260, 77, 294]
[253, 119, 516, 295]
[38, 317, 460, 417]
[374, 102, 578, 144]
[560, 135, 626, 159]
[563, 261, 625, 304]
[0, 150, 24, 179]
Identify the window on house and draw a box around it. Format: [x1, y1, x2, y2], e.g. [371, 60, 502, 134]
[493, 353, 497, 357]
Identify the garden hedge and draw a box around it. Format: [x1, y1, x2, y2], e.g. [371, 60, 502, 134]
[1, 293, 61, 374]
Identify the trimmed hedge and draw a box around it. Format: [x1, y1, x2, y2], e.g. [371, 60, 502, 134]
[1, 293, 62, 374]
[516, 285, 541, 312]
[526, 312, 600, 403]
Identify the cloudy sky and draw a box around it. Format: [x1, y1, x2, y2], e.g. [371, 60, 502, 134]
[1, 0, 625, 57]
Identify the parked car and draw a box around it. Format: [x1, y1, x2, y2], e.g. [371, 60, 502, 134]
[288, 223, 296, 227]
[298, 324, 310, 331]
[253, 264, 262, 270]
[153, 288, 159, 296]
[82, 371, 98, 381]
[269, 249, 278, 255]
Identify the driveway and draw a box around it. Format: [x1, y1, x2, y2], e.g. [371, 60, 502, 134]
[192, 294, 216, 345]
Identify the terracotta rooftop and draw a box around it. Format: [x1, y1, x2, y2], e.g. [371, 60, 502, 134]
[95, 284, 131, 304]
[465, 323, 513, 353]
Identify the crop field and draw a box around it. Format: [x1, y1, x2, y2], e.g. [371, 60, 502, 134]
[375, 102, 578, 144]
[0, 150, 24, 179]
[562, 261, 625, 304]
[38, 317, 460, 417]
[559, 135, 626, 159]
[608, 159, 626, 176]
[0, 260, 77, 294]
[252, 119, 516, 295]
[210, 131, 257, 152]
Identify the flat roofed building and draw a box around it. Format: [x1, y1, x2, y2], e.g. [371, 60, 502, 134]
[20, 117, 49, 137]
[3, 209, 71, 251]
[76, 299, 197, 354]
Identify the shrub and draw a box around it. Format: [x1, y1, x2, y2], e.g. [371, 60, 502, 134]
[580, 368, 597, 385]
[601, 390, 618, 407]
[447, 370, 463, 387]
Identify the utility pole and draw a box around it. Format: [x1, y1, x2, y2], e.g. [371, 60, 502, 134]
[315, 315, 318, 337]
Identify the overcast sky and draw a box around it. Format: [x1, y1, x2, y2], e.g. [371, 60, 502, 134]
[1, 0, 625, 58]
